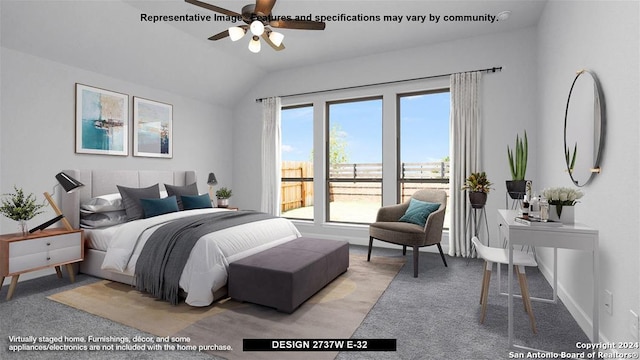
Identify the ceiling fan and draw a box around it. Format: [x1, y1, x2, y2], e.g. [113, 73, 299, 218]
[185, 0, 326, 53]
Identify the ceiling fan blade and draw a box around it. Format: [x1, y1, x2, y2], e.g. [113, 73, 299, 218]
[261, 32, 285, 51]
[185, 0, 241, 18]
[208, 30, 230, 41]
[270, 19, 325, 30]
[254, 0, 276, 16]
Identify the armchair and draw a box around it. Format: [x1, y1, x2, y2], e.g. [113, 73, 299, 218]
[368, 189, 448, 277]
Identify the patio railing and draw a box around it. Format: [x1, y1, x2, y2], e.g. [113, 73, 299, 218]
[282, 161, 450, 212]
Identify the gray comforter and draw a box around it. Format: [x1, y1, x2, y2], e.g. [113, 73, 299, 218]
[135, 210, 274, 305]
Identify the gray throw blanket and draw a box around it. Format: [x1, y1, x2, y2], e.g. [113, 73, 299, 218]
[135, 210, 275, 305]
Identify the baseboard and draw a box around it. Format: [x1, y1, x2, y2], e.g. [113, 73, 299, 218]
[295, 223, 451, 255]
[537, 257, 609, 343]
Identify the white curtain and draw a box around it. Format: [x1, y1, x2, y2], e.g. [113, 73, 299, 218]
[260, 97, 282, 216]
[449, 72, 482, 257]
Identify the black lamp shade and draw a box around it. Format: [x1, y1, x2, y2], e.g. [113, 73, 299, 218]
[207, 172, 218, 186]
[55, 172, 84, 193]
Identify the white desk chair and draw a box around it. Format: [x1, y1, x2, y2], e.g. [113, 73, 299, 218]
[471, 236, 538, 333]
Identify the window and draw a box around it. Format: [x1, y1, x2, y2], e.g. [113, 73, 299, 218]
[398, 90, 451, 228]
[279, 87, 450, 228]
[326, 97, 383, 223]
[281, 105, 314, 220]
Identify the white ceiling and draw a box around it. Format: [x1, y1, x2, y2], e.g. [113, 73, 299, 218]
[1, 0, 547, 106]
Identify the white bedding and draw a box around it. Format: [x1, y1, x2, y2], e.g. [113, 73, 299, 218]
[97, 208, 301, 306]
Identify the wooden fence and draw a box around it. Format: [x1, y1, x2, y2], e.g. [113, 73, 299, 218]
[282, 161, 449, 212]
[281, 161, 314, 212]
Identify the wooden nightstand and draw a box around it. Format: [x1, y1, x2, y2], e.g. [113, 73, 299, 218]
[0, 228, 83, 300]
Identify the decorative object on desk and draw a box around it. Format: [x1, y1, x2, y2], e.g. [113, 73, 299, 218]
[133, 97, 173, 158]
[0, 186, 47, 236]
[522, 194, 530, 220]
[207, 172, 218, 203]
[530, 191, 540, 216]
[514, 216, 562, 227]
[75, 83, 129, 156]
[461, 171, 492, 208]
[541, 187, 583, 224]
[506, 131, 528, 199]
[539, 196, 549, 222]
[32, 172, 85, 233]
[215, 187, 233, 208]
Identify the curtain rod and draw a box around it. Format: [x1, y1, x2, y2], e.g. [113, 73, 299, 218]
[255, 66, 502, 103]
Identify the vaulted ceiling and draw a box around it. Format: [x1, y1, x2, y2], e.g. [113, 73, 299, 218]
[1, 0, 547, 106]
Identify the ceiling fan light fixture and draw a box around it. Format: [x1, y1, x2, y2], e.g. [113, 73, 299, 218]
[497, 10, 511, 21]
[228, 26, 246, 41]
[248, 35, 261, 53]
[269, 31, 284, 47]
[250, 20, 265, 36]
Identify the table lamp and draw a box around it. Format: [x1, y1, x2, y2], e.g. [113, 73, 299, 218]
[30, 172, 84, 233]
[207, 172, 218, 202]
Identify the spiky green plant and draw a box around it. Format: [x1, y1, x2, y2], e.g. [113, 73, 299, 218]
[507, 131, 528, 180]
[565, 143, 577, 174]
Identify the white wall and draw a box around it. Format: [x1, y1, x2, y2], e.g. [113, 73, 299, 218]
[537, 0, 639, 344]
[232, 27, 539, 250]
[0, 47, 233, 238]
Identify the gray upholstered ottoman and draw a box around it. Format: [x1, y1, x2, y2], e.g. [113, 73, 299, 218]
[228, 237, 349, 313]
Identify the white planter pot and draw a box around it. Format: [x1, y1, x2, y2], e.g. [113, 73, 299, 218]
[217, 198, 229, 208]
[549, 205, 574, 224]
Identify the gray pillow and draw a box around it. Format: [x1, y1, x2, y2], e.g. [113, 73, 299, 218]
[80, 210, 128, 228]
[117, 184, 161, 221]
[164, 182, 198, 210]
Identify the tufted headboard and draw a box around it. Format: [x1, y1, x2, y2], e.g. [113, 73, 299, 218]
[60, 170, 197, 229]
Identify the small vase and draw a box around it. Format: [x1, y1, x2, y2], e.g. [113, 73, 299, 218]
[217, 198, 229, 208]
[18, 220, 29, 236]
[549, 205, 574, 224]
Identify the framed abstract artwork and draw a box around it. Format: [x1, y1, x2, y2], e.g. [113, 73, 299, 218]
[133, 97, 173, 158]
[75, 83, 129, 156]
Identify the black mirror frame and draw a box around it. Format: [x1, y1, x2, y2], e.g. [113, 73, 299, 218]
[563, 69, 606, 187]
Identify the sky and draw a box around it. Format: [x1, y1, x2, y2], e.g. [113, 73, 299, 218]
[281, 91, 450, 164]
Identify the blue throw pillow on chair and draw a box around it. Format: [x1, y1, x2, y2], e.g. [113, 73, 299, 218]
[399, 198, 440, 227]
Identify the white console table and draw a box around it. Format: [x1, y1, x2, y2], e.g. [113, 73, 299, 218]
[497, 209, 599, 351]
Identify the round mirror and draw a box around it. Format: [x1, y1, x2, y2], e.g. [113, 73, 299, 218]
[564, 69, 606, 187]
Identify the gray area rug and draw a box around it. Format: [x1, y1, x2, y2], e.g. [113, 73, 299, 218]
[0, 245, 589, 360]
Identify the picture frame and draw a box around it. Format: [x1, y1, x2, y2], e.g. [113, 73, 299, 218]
[133, 97, 173, 158]
[75, 83, 129, 156]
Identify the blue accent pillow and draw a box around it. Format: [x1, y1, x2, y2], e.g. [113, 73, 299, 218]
[181, 194, 212, 210]
[140, 196, 179, 218]
[399, 198, 440, 227]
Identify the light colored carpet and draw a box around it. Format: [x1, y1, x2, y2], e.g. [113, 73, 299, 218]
[48, 254, 404, 360]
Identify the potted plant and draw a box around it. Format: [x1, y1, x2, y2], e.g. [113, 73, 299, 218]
[462, 172, 492, 208]
[506, 131, 529, 199]
[215, 187, 233, 208]
[565, 142, 577, 174]
[541, 187, 583, 223]
[0, 186, 47, 235]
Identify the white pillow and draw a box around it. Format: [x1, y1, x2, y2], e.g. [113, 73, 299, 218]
[81, 193, 123, 213]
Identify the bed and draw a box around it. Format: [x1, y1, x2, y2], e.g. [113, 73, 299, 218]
[60, 170, 301, 306]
